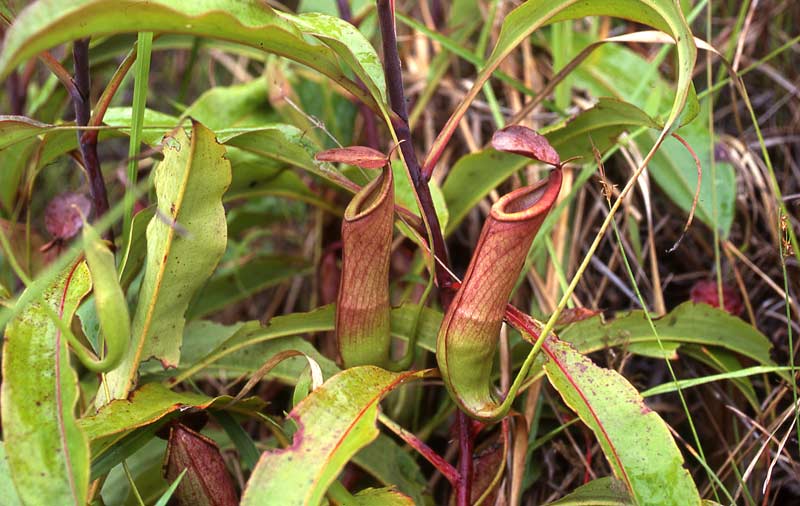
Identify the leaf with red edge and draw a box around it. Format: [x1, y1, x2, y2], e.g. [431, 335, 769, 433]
[241, 366, 428, 506]
[1, 260, 91, 506]
[539, 333, 700, 505]
[315, 146, 388, 169]
[492, 125, 561, 166]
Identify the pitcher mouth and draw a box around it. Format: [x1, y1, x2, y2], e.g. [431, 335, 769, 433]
[344, 166, 393, 222]
[491, 168, 562, 222]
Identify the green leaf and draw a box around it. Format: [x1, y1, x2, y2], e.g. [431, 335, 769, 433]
[282, 11, 387, 108]
[352, 435, 428, 506]
[559, 302, 775, 368]
[99, 120, 231, 403]
[154, 469, 187, 506]
[220, 126, 356, 191]
[80, 382, 264, 443]
[172, 304, 444, 384]
[543, 336, 700, 505]
[645, 126, 735, 237]
[0, 115, 52, 150]
[197, 334, 340, 384]
[545, 477, 634, 505]
[1, 260, 91, 506]
[187, 255, 312, 319]
[543, 98, 661, 159]
[241, 366, 426, 505]
[0, 441, 23, 506]
[0, 0, 385, 112]
[569, 34, 733, 235]
[345, 487, 415, 506]
[99, 436, 168, 505]
[225, 149, 339, 213]
[183, 77, 278, 130]
[641, 365, 795, 398]
[678, 346, 759, 410]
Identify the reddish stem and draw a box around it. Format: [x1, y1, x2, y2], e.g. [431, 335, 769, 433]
[457, 410, 473, 505]
[375, 2, 467, 501]
[379, 415, 459, 486]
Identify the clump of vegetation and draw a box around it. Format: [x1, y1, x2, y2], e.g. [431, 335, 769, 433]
[0, 0, 797, 505]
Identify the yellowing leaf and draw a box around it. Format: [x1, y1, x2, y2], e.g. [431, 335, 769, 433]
[99, 120, 231, 404]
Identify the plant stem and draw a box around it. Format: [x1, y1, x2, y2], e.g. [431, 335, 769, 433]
[457, 410, 473, 505]
[72, 38, 113, 244]
[376, 0, 452, 305]
[376, 2, 469, 503]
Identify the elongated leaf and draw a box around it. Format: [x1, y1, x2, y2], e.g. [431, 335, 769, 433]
[188, 255, 312, 319]
[570, 34, 734, 235]
[543, 335, 700, 504]
[545, 477, 633, 505]
[99, 436, 168, 505]
[172, 303, 444, 383]
[182, 77, 278, 130]
[99, 120, 231, 403]
[80, 382, 264, 445]
[0, 441, 24, 506]
[559, 302, 774, 368]
[155, 469, 187, 506]
[0, 115, 52, 149]
[1, 260, 91, 506]
[0, 0, 385, 112]
[241, 367, 427, 505]
[225, 149, 336, 212]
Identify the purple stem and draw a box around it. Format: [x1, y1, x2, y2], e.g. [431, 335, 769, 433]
[375, 0, 453, 306]
[457, 411, 474, 505]
[375, 2, 470, 503]
[72, 38, 113, 243]
[6, 71, 25, 115]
